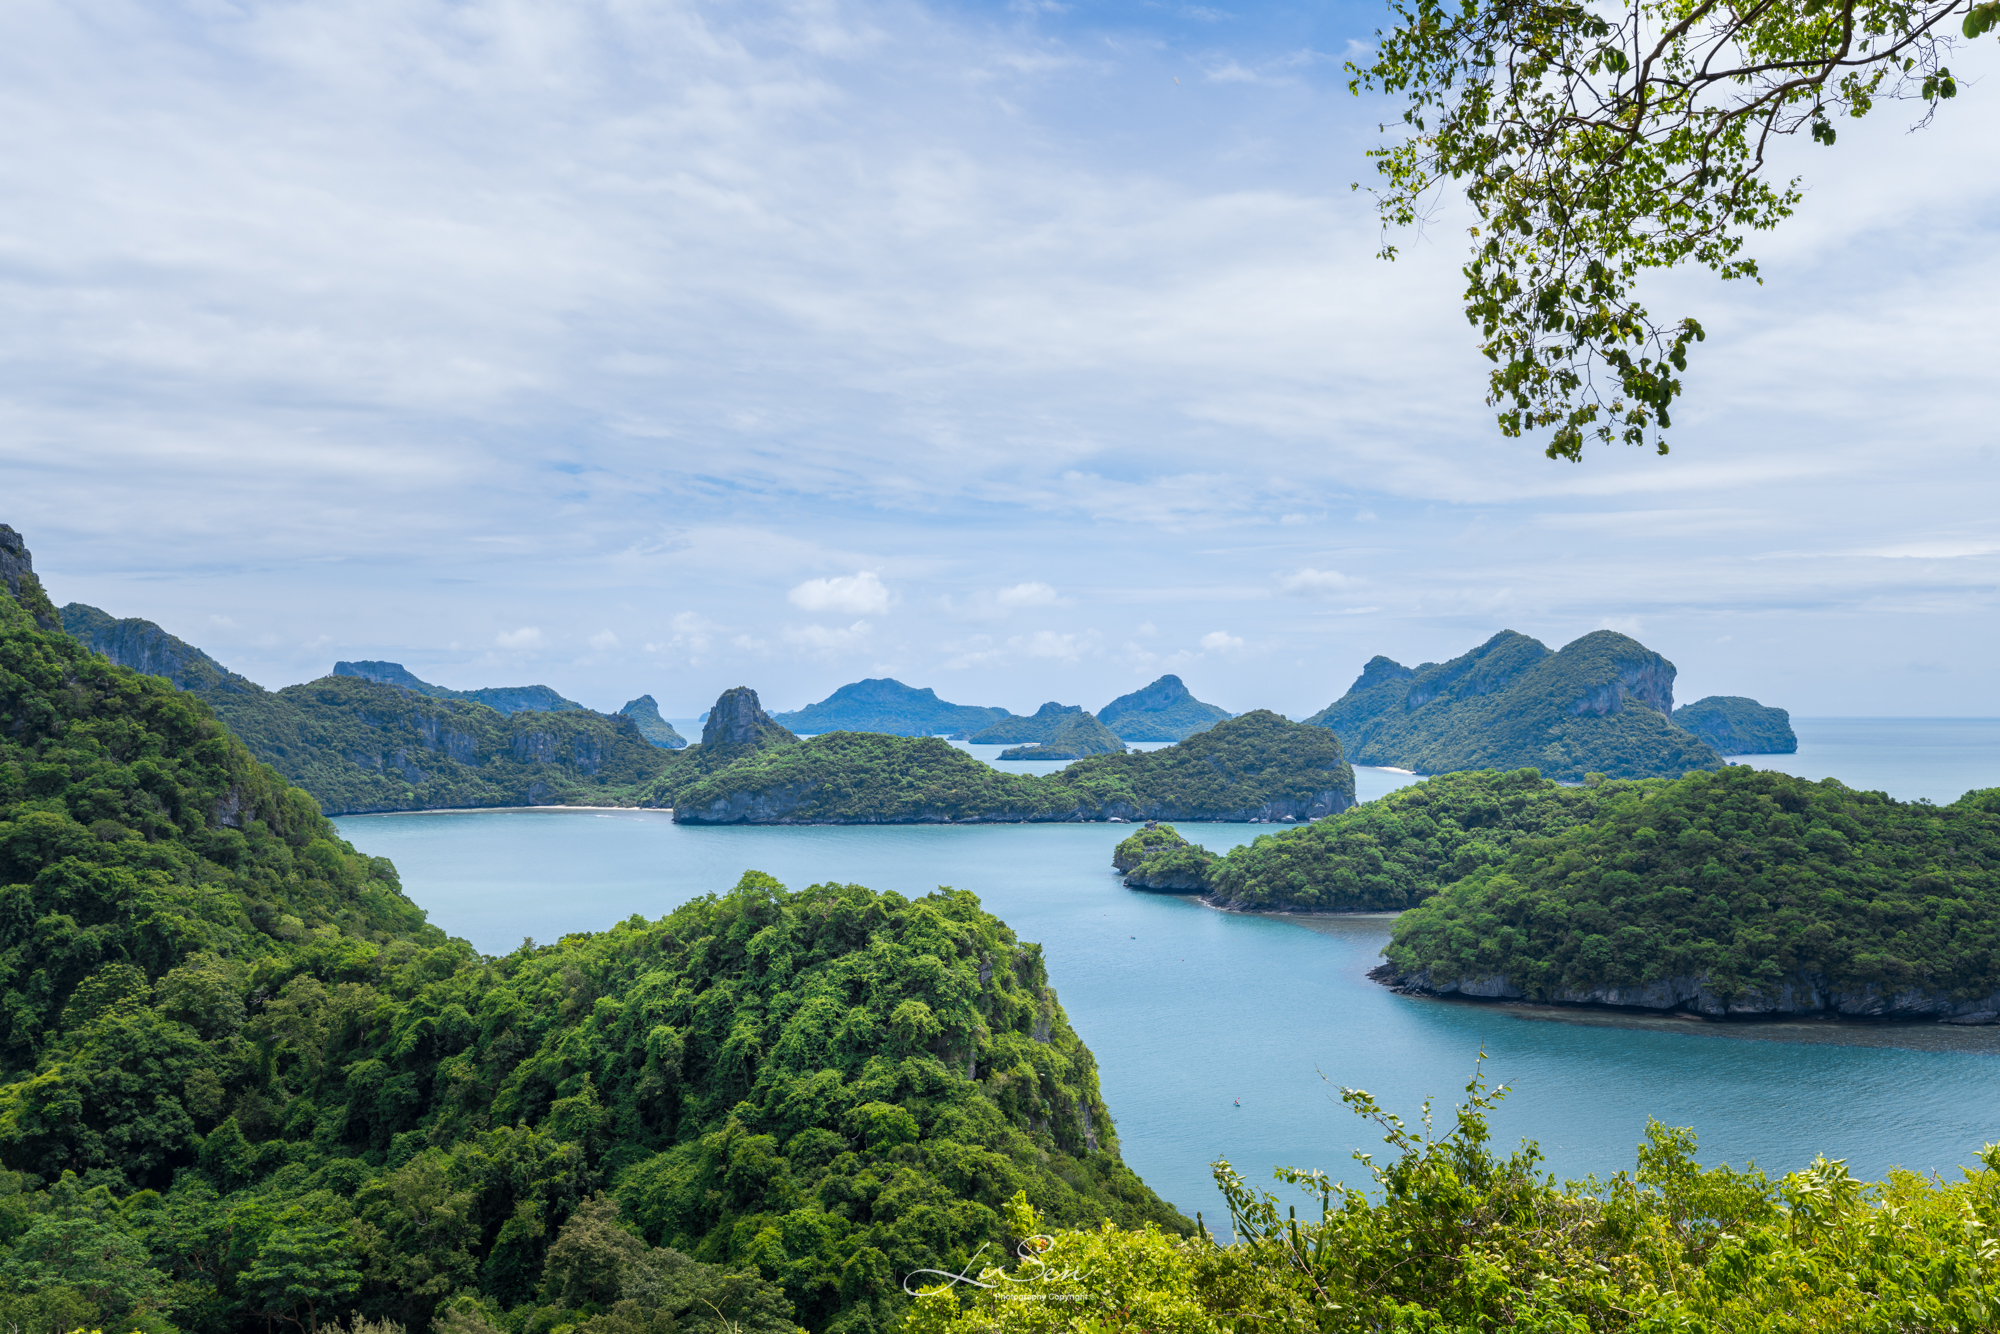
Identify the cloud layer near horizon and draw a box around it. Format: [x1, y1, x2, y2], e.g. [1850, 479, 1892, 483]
[4, 0, 1996, 720]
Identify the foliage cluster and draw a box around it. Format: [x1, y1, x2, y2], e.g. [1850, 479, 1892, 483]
[1201, 768, 1641, 912]
[0, 591, 1182, 1334]
[1305, 631, 1721, 781]
[614, 697, 686, 751]
[1348, 0, 1986, 459]
[1673, 695, 1798, 755]
[1387, 766, 2000, 1001]
[1096, 677, 1231, 744]
[909, 1070, 2000, 1333]
[1110, 825, 1217, 893]
[651, 712, 1352, 825]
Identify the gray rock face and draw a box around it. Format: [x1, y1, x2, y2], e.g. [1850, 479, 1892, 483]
[62, 603, 261, 693]
[0, 526, 31, 602]
[1, 526, 61, 631]
[701, 686, 798, 753]
[1374, 965, 2000, 1023]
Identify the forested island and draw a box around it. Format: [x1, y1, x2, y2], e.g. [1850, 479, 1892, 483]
[642, 693, 1352, 824]
[993, 710, 1123, 760]
[1303, 630, 1727, 780]
[1672, 694, 1798, 754]
[0, 557, 1182, 1334]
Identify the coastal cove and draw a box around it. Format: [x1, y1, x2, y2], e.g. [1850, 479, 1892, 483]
[334, 720, 2000, 1224]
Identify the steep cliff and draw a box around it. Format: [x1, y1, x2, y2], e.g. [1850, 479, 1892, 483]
[1303, 630, 1722, 781]
[1097, 674, 1232, 742]
[64, 602, 261, 693]
[1673, 695, 1798, 754]
[0, 525, 62, 631]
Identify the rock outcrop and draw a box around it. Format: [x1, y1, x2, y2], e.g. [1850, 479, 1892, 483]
[701, 686, 799, 754]
[64, 603, 261, 694]
[1370, 962, 2000, 1024]
[0, 526, 62, 631]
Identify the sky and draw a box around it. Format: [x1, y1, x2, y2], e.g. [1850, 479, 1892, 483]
[4, 0, 1996, 721]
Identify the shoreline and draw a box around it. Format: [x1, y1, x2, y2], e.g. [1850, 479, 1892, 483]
[336, 804, 671, 818]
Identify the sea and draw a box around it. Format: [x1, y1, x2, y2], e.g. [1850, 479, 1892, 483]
[331, 718, 2000, 1221]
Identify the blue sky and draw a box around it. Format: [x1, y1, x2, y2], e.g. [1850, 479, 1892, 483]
[5, 0, 1997, 720]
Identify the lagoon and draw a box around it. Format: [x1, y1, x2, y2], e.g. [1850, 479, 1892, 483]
[332, 718, 2000, 1221]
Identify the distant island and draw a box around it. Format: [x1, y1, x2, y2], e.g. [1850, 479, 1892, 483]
[60, 603, 672, 814]
[771, 677, 1011, 736]
[618, 693, 689, 748]
[966, 700, 1082, 743]
[996, 710, 1125, 760]
[1302, 630, 1725, 781]
[332, 658, 590, 716]
[642, 692, 1352, 824]
[1098, 674, 1232, 741]
[1673, 694, 1797, 754]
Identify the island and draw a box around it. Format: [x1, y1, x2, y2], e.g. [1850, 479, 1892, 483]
[1097, 673, 1232, 741]
[1301, 629, 1723, 780]
[1672, 694, 1798, 754]
[771, 677, 1013, 736]
[618, 693, 689, 748]
[1374, 766, 2000, 1021]
[966, 700, 1083, 743]
[641, 692, 1353, 824]
[995, 710, 1125, 760]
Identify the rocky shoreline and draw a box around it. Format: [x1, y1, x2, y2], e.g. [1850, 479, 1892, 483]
[1369, 962, 2000, 1025]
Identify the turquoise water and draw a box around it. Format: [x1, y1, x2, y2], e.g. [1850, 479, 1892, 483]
[331, 718, 2000, 1220]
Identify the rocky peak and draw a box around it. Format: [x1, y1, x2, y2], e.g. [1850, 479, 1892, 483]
[701, 687, 798, 753]
[1346, 655, 1415, 695]
[334, 660, 433, 689]
[1, 526, 63, 631]
[1111, 674, 1191, 712]
[1030, 701, 1082, 718]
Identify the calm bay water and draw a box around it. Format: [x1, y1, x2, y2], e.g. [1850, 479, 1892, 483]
[332, 718, 2000, 1219]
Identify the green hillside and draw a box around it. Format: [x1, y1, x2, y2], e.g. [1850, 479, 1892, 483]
[965, 702, 1080, 744]
[59, 606, 669, 815]
[332, 661, 590, 716]
[653, 709, 1353, 824]
[1121, 768, 1638, 910]
[1381, 766, 2000, 1012]
[771, 680, 1011, 737]
[1096, 675, 1231, 742]
[995, 711, 1124, 760]
[0, 563, 1181, 1334]
[1673, 694, 1797, 754]
[616, 695, 688, 749]
[1303, 630, 1723, 781]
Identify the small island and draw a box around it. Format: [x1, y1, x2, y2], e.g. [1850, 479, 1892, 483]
[1672, 694, 1798, 754]
[996, 710, 1125, 760]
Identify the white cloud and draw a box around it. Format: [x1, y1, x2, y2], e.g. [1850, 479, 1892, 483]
[784, 621, 872, 655]
[1199, 630, 1244, 653]
[789, 572, 893, 616]
[495, 626, 543, 649]
[1013, 630, 1086, 661]
[996, 581, 1060, 608]
[1278, 567, 1354, 596]
[588, 629, 619, 650]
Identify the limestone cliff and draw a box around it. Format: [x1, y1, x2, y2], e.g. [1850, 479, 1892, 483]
[0, 526, 62, 632]
[64, 602, 261, 694]
[618, 694, 688, 749]
[1673, 695, 1798, 754]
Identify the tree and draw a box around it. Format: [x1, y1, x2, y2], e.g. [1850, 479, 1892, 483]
[243, 1217, 361, 1334]
[1349, 0, 1999, 460]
